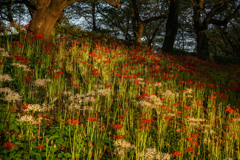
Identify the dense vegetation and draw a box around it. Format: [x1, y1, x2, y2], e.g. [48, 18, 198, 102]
[0, 26, 240, 160]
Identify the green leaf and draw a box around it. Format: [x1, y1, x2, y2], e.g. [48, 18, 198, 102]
[48, 135, 59, 141]
[9, 123, 17, 130]
[58, 153, 63, 158]
[0, 123, 3, 130]
[64, 152, 72, 158]
[24, 154, 30, 159]
[56, 138, 64, 145]
[30, 150, 41, 156]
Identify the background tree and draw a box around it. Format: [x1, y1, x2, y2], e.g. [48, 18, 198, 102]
[1, 0, 121, 42]
[162, 0, 180, 53]
[192, 0, 240, 60]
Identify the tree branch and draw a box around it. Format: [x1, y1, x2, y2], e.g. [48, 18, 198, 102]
[102, 0, 121, 9]
[209, 4, 240, 26]
[143, 14, 168, 24]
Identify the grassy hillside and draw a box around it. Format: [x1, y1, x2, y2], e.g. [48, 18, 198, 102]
[0, 27, 240, 160]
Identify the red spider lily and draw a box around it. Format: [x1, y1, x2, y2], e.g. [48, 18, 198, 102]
[29, 70, 35, 74]
[54, 74, 59, 78]
[24, 77, 30, 83]
[60, 37, 66, 40]
[191, 134, 197, 140]
[134, 79, 139, 84]
[210, 96, 217, 99]
[113, 124, 123, 130]
[114, 135, 124, 140]
[177, 111, 182, 114]
[173, 103, 179, 107]
[173, 151, 181, 157]
[70, 77, 75, 81]
[139, 125, 146, 130]
[191, 141, 199, 146]
[32, 33, 43, 40]
[164, 116, 170, 120]
[67, 119, 72, 125]
[219, 93, 228, 100]
[71, 120, 80, 125]
[56, 71, 64, 75]
[225, 106, 235, 114]
[106, 83, 111, 88]
[138, 93, 150, 99]
[185, 106, 191, 110]
[4, 142, 14, 150]
[87, 117, 97, 122]
[119, 114, 125, 119]
[140, 118, 153, 124]
[226, 126, 231, 129]
[186, 147, 194, 152]
[102, 60, 111, 64]
[37, 145, 45, 150]
[22, 103, 29, 110]
[66, 119, 80, 125]
[21, 59, 30, 64]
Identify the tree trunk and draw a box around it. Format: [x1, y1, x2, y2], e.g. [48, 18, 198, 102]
[162, 0, 179, 53]
[27, 1, 68, 43]
[197, 30, 210, 60]
[92, 0, 97, 32]
[134, 22, 144, 43]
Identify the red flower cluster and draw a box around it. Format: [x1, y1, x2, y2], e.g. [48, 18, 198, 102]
[67, 119, 80, 125]
[37, 145, 45, 150]
[113, 124, 123, 130]
[138, 93, 150, 99]
[4, 142, 14, 150]
[114, 135, 124, 140]
[87, 117, 97, 122]
[22, 103, 29, 110]
[186, 147, 195, 152]
[173, 151, 181, 157]
[140, 118, 153, 125]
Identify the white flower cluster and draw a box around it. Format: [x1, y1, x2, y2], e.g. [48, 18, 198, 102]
[17, 115, 42, 125]
[203, 138, 212, 144]
[3, 91, 22, 102]
[186, 117, 205, 122]
[0, 74, 14, 82]
[0, 48, 10, 57]
[137, 147, 172, 160]
[96, 88, 111, 96]
[184, 87, 194, 98]
[33, 79, 51, 87]
[0, 87, 13, 94]
[185, 88, 193, 94]
[11, 63, 31, 72]
[113, 140, 137, 156]
[24, 103, 54, 112]
[136, 95, 163, 109]
[62, 91, 72, 96]
[161, 90, 179, 99]
[154, 82, 163, 87]
[94, 84, 104, 89]
[67, 87, 111, 104]
[67, 103, 94, 112]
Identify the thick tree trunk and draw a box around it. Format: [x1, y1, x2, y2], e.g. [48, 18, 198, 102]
[26, 0, 121, 43]
[134, 22, 144, 43]
[27, 2, 66, 43]
[162, 0, 179, 53]
[197, 30, 210, 60]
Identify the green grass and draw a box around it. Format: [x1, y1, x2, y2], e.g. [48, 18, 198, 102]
[0, 26, 240, 160]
